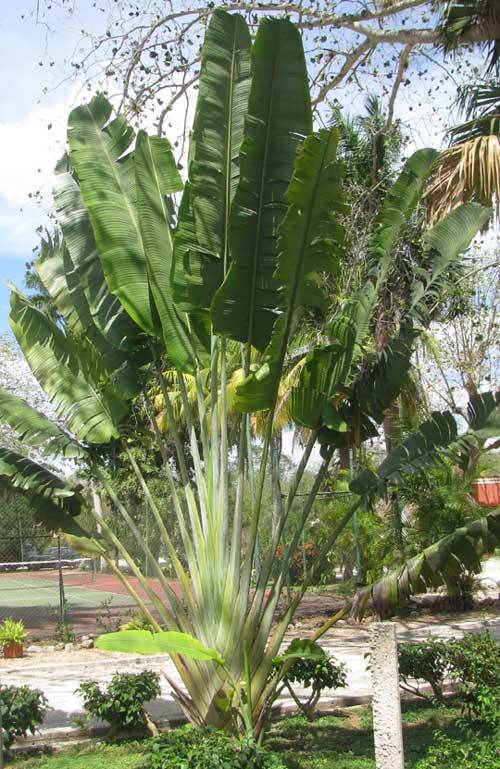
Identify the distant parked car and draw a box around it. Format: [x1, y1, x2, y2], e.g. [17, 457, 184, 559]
[31, 545, 81, 568]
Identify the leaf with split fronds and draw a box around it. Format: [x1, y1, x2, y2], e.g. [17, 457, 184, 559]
[350, 410, 459, 500]
[353, 511, 500, 620]
[351, 391, 500, 503]
[290, 149, 437, 431]
[411, 202, 491, 316]
[0, 387, 87, 459]
[0, 446, 82, 508]
[36, 231, 147, 399]
[9, 289, 128, 444]
[447, 391, 500, 469]
[348, 323, 418, 425]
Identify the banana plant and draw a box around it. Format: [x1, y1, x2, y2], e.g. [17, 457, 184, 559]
[0, 8, 493, 739]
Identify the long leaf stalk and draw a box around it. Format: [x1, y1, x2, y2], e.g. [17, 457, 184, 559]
[250, 494, 360, 723]
[243, 427, 321, 637]
[225, 411, 246, 604]
[176, 369, 195, 439]
[87, 498, 173, 627]
[241, 408, 275, 595]
[92, 465, 190, 630]
[268, 494, 361, 654]
[219, 336, 229, 543]
[122, 442, 197, 618]
[254, 427, 319, 599]
[248, 447, 335, 667]
[141, 390, 206, 628]
[210, 335, 220, 515]
[150, 346, 190, 485]
[102, 554, 161, 632]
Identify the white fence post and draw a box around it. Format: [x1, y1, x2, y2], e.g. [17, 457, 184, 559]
[370, 622, 404, 769]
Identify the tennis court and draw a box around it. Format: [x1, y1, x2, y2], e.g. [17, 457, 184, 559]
[0, 565, 179, 637]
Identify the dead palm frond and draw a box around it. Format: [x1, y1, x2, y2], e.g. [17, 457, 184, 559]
[425, 134, 500, 224]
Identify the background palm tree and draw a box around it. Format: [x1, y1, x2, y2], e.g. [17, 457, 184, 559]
[426, 1, 500, 221]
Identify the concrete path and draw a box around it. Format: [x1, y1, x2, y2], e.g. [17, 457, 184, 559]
[3, 611, 500, 737]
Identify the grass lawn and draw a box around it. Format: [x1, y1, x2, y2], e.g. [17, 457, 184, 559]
[9, 701, 460, 769]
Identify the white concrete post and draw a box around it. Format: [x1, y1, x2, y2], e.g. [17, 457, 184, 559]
[370, 622, 404, 769]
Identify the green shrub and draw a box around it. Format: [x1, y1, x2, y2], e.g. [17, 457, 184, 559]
[120, 610, 156, 632]
[0, 685, 48, 748]
[415, 728, 500, 769]
[144, 727, 286, 769]
[273, 649, 347, 718]
[448, 631, 500, 725]
[76, 670, 161, 736]
[399, 631, 500, 723]
[398, 639, 451, 702]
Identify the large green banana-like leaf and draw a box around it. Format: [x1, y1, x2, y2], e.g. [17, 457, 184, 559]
[212, 17, 313, 350]
[346, 323, 418, 424]
[368, 148, 438, 271]
[0, 387, 87, 459]
[67, 94, 159, 336]
[171, 184, 218, 312]
[53, 157, 141, 349]
[289, 149, 438, 430]
[190, 10, 251, 262]
[0, 446, 82, 508]
[9, 290, 128, 443]
[135, 130, 204, 372]
[171, 9, 251, 312]
[235, 128, 345, 412]
[350, 410, 458, 499]
[352, 511, 500, 620]
[410, 202, 491, 312]
[96, 629, 224, 662]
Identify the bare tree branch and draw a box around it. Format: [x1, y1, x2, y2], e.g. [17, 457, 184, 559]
[386, 44, 412, 128]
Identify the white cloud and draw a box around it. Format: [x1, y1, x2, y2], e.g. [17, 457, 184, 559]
[0, 102, 68, 207]
[0, 99, 71, 258]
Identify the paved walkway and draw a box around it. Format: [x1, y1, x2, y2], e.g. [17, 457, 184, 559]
[3, 611, 500, 737]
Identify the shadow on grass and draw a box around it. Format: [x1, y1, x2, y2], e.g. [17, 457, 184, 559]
[267, 701, 463, 769]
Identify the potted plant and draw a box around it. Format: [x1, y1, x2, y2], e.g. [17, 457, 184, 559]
[0, 618, 27, 658]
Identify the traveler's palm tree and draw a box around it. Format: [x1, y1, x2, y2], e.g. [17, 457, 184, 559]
[0, 9, 498, 738]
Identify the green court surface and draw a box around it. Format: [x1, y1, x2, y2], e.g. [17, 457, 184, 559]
[0, 573, 136, 609]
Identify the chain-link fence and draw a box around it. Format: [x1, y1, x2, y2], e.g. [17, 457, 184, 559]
[0, 491, 143, 639]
